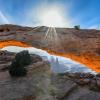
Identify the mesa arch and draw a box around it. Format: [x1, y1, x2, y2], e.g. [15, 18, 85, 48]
[0, 40, 99, 73]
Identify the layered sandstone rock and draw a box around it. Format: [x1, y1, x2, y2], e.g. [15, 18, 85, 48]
[0, 24, 100, 72]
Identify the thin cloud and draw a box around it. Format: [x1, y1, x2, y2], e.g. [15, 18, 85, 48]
[0, 10, 9, 24]
[88, 25, 100, 29]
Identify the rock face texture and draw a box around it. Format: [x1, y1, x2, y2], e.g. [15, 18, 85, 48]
[0, 24, 100, 72]
[0, 50, 100, 100]
[51, 73, 100, 100]
[0, 50, 52, 100]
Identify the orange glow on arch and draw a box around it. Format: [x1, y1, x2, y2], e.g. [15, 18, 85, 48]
[43, 48, 100, 73]
[0, 40, 32, 48]
[0, 40, 100, 73]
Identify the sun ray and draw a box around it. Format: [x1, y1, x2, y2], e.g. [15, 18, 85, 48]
[25, 26, 41, 34]
[32, 26, 42, 31]
[47, 27, 52, 40]
[49, 27, 53, 40]
[44, 27, 51, 40]
[53, 27, 58, 42]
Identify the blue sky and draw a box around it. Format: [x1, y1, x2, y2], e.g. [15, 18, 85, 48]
[0, 0, 100, 29]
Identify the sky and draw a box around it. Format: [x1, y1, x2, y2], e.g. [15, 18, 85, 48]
[0, 0, 100, 29]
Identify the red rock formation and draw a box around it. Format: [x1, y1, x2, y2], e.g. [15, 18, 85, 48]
[0, 40, 31, 48]
[0, 24, 100, 72]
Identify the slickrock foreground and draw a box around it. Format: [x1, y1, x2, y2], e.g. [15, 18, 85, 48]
[0, 50, 100, 100]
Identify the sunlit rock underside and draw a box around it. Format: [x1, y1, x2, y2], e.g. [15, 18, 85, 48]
[0, 45, 96, 74]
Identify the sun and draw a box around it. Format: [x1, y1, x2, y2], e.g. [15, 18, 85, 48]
[40, 9, 64, 27]
[37, 6, 67, 27]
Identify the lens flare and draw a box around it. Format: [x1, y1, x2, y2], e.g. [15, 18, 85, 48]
[40, 9, 65, 27]
[36, 5, 69, 27]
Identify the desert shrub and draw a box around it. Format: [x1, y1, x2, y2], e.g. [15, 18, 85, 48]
[15, 50, 32, 66]
[74, 25, 80, 30]
[9, 60, 27, 77]
[9, 50, 32, 77]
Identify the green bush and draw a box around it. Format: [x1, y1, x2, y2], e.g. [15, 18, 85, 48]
[15, 50, 32, 65]
[74, 25, 80, 30]
[9, 50, 32, 77]
[9, 60, 27, 77]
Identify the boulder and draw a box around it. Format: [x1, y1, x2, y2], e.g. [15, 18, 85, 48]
[0, 61, 51, 100]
